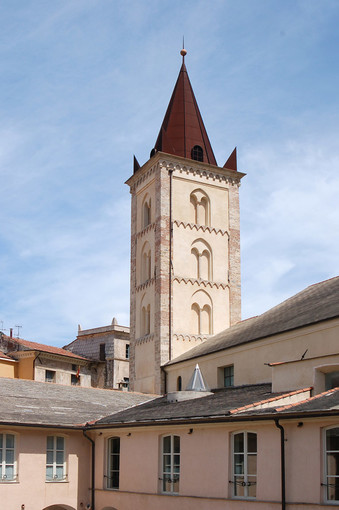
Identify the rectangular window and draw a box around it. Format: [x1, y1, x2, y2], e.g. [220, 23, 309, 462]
[325, 427, 339, 501]
[107, 437, 120, 489]
[232, 431, 257, 499]
[0, 434, 16, 481]
[46, 436, 66, 481]
[99, 343, 106, 361]
[224, 365, 234, 387]
[45, 370, 56, 383]
[161, 435, 180, 494]
[125, 344, 130, 359]
[71, 374, 80, 386]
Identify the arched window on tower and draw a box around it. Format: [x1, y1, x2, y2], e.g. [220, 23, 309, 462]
[190, 239, 212, 281]
[190, 290, 213, 335]
[189, 189, 210, 226]
[142, 195, 151, 229]
[141, 242, 152, 283]
[141, 304, 151, 336]
[191, 145, 203, 162]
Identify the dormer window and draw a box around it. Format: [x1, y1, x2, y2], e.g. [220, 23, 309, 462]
[191, 145, 203, 162]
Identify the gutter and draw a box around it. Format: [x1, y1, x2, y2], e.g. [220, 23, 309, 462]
[83, 428, 95, 510]
[89, 409, 339, 430]
[275, 419, 286, 510]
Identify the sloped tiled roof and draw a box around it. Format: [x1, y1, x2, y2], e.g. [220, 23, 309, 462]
[97, 384, 277, 425]
[3, 335, 87, 361]
[167, 276, 339, 366]
[0, 350, 15, 361]
[0, 378, 155, 427]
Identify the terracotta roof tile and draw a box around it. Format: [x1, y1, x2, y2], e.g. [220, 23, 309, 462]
[2, 335, 87, 360]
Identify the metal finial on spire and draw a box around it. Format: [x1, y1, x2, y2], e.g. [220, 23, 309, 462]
[180, 36, 187, 61]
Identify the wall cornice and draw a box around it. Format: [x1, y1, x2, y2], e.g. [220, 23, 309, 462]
[173, 220, 229, 237]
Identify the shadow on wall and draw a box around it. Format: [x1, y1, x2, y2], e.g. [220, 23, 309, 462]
[42, 506, 76, 510]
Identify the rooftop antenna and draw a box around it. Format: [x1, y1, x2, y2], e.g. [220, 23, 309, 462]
[15, 325, 22, 338]
[0, 320, 4, 331]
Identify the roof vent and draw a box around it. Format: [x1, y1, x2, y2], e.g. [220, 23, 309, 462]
[167, 364, 213, 402]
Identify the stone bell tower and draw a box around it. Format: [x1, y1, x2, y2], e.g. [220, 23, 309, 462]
[126, 50, 245, 394]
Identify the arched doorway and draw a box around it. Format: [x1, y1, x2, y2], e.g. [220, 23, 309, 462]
[43, 505, 76, 510]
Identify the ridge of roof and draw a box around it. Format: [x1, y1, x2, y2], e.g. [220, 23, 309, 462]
[1, 334, 87, 360]
[153, 59, 217, 166]
[166, 276, 339, 366]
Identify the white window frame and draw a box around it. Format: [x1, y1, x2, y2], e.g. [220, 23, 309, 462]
[231, 431, 257, 499]
[46, 435, 67, 482]
[161, 435, 180, 494]
[106, 436, 120, 490]
[0, 432, 17, 482]
[323, 426, 339, 503]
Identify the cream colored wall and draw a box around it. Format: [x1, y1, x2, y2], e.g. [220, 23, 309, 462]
[166, 318, 339, 392]
[0, 359, 16, 378]
[0, 426, 90, 510]
[273, 354, 339, 393]
[134, 339, 156, 394]
[172, 175, 229, 230]
[94, 418, 337, 510]
[34, 357, 92, 387]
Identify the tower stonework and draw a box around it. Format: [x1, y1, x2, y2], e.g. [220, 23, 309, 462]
[127, 55, 245, 395]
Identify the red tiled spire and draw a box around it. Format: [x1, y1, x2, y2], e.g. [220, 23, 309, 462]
[153, 51, 217, 166]
[223, 147, 237, 171]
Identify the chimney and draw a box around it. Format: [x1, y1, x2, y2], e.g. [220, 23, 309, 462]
[9, 328, 13, 338]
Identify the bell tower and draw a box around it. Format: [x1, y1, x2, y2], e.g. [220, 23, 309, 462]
[126, 50, 245, 394]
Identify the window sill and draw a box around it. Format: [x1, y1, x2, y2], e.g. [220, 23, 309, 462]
[45, 480, 68, 484]
[0, 480, 19, 484]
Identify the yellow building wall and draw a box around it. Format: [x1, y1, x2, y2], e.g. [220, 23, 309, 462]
[17, 356, 34, 380]
[0, 359, 16, 378]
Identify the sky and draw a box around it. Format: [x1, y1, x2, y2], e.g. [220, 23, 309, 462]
[1, 0, 338, 347]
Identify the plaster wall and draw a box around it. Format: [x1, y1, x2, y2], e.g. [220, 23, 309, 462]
[17, 356, 34, 380]
[0, 359, 16, 378]
[0, 426, 90, 510]
[94, 419, 335, 510]
[34, 357, 91, 388]
[166, 318, 339, 392]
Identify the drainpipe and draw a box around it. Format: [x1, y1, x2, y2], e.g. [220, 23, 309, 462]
[83, 428, 95, 510]
[168, 168, 173, 362]
[275, 419, 286, 510]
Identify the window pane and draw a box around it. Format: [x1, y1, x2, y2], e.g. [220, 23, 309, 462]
[111, 438, 120, 454]
[247, 454, 257, 475]
[234, 433, 244, 453]
[47, 436, 54, 449]
[163, 436, 171, 453]
[327, 429, 339, 451]
[327, 453, 339, 476]
[173, 455, 180, 473]
[0, 466, 2, 478]
[173, 436, 180, 454]
[56, 466, 64, 479]
[173, 476, 179, 493]
[327, 477, 339, 501]
[5, 465, 14, 480]
[163, 454, 171, 472]
[112, 455, 119, 471]
[0, 450, 2, 463]
[6, 435, 14, 449]
[111, 471, 119, 489]
[46, 466, 53, 480]
[56, 437, 64, 450]
[247, 433, 257, 453]
[46, 451, 53, 464]
[6, 449, 14, 464]
[234, 454, 244, 474]
[248, 476, 257, 498]
[56, 451, 64, 464]
[234, 476, 244, 497]
[0, 435, 2, 448]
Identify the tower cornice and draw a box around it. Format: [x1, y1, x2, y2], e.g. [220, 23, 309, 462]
[125, 151, 246, 190]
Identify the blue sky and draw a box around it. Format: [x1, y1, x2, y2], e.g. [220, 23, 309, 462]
[1, 0, 338, 346]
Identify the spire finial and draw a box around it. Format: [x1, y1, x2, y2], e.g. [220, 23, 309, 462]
[180, 37, 187, 62]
